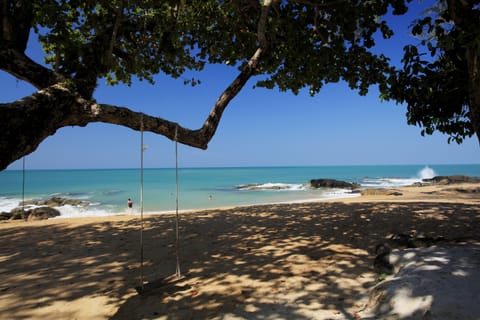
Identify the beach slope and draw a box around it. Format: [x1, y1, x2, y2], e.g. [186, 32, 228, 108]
[0, 183, 479, 319]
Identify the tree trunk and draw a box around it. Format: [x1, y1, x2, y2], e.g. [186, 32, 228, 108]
[467, 48, 480, 145]
[447, 0, 480, 145]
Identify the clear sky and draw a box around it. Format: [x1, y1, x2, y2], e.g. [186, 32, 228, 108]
[3, 1, 480, 170]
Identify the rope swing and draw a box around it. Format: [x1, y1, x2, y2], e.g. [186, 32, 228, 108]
[174, 125, 181, 278]
[139, 115, 146, 291]
[137, 120, 184, 294]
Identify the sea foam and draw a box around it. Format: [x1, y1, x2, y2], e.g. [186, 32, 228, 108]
[418, 166, 436, 180]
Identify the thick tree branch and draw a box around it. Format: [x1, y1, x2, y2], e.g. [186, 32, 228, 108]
[197, 0, 272, 142]
[0, 48, 65, 89]
[0, 0, 274, 170]
[1, 0, 32, 52]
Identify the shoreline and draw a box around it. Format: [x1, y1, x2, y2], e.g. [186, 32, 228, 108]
[0, 182, 479, 319]
[50, 181, 480, 221]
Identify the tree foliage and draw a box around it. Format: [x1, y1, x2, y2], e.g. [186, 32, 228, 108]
[384, 0, 480, 144]
[0, 0, 411, 170]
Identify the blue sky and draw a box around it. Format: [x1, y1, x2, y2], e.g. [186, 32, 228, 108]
[3, 1, 480, 170]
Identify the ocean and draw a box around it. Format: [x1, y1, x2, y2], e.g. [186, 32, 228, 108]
[1, 164, 479, 219]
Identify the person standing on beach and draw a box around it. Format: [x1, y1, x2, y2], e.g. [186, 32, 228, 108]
[127, 198, 133, 213]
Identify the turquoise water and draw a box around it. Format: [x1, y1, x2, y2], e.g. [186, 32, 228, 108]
[1, 165, 479, 218]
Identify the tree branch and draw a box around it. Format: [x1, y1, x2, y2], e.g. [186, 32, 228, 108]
[1, 0, 33, 52]
[0, 0, 274, 169]
[195, 0, 272, 143]
[0, 48, 65, 89]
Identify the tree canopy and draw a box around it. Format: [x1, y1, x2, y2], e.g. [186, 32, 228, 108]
[0, 0, 474, 169]
[0, 0, 433, 170]
[384, 0, 480, 144]
[0, 0, 480, 169]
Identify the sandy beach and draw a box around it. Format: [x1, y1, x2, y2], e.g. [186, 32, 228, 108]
[1, 183, 479, 320]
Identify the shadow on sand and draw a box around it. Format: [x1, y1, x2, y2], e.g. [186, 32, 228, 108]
[0, 201, 479, 319]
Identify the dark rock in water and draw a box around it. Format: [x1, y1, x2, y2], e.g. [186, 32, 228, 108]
[8, 207, 27, 220]
[422, 175, 480, 185]
[235, 183, 292, 191]
[3, 196, 86, 222]
[21, 196, 88, 207]
[4, 206, 61, 221]
[27, 207, 61, 221]
[308, 179, 359, 189]
[0, 211, 13, 220]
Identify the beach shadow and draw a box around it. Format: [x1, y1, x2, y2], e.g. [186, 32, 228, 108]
[112, 201, 479, 319]
[0, 201, 479, 319]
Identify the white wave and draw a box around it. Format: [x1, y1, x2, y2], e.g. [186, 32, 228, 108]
[418, 166, 436, 180]
[53, 204, 123, 219]
[360, 166, 438, 188]
[235, 183, 306, 191]
[360, 178, 420, 188]
[323, 188, 361, 199]
[0, 196, 124, 219]
[0, 197, 22, 212]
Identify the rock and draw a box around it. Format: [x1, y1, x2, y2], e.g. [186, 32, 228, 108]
[361, 188, 403, 196]
[373, 234, 450, 274]
[423, 175, 480, 185]
[27, 207, 61, 221]
[21, 196, 88, 207]
[235, 184, 293, 191]
[9, 208, 27, 220]
[0, 212, 13, 220]
[362, 245, 480, 320]
[453, 187, 480, 193]
[4, 206, 61, 221]
[308, 179, 359, 189]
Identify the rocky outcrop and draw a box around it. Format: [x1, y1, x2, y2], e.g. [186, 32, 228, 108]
[0, 206, 60, 221]
[373, 233, 448, 274]
[21, 197, 88, 207]
[367, 234, 480, 318]
[422, 175, 480, 185]
[363, 244, 480, 319]
[27, 207, 61, 221]
[235, 184, 294, 191]
[308, 179, 359, 189]
[1, 196, 86, 221]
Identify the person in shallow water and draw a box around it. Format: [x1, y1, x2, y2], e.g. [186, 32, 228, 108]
[127, 198, 133, 210]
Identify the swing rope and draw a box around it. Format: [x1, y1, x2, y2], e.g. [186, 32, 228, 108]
[137, 122, 183, 294]
[174, 126, 181, 278]
[137, 124, 182, 293]
[22, 157, 26, 217]
[139, 115, 145, 291]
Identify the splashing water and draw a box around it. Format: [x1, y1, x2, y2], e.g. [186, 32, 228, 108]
[418, 166, 436, 179]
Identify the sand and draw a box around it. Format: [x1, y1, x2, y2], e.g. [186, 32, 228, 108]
[0, 183, 479, 320]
